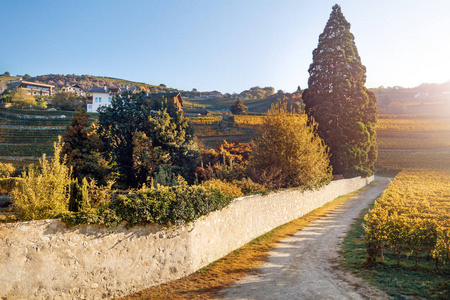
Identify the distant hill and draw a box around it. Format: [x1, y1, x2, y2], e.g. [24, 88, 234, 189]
[373, 82, 450, 116]
[28, 74, 179, 93]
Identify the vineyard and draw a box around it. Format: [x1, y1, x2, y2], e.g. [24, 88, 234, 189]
[365, 171, 450, 269]
[372, 118, 450, 269]
[350, 116, 450, 298]
[377, 118, 450, 150]
[0, 110, 262, 163]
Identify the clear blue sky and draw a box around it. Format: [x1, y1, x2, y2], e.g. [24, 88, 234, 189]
[1, 0, 450, 93]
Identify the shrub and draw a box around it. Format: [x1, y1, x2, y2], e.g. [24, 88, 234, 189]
[110, 184, 233, 227]
[250, 102, 332, 189]
[68, 178, 90, 212]
[0, 177, 23, 194]
[200, 179, 243, 198]
[233, 178, 266, 195]
[10, 138, 72, 221]
[62, 183, 233, 228]
[0, 162, 15, 178]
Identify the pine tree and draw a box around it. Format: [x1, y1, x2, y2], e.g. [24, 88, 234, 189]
[98, 92, 199, 188]
[61, 108, 109, 182]
[230, 97, 248, 115]
[303, 4, 378, 177]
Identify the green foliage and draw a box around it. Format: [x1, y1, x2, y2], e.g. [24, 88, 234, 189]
[0, 162, 15, 178]
[61, 108, 109, 182]
[52, 91, 87, 111]
[98, 91, 199, 188]
[34, 95, 48, 109]
[250, 103, 332, 189]
[302, 4, 378, 178]
[63, 183, 233, 228]
[10, 138, 72, 221]
[230, 98, 248, 115]
[10, 89, 36, 108]
[68, 178, 90, 212]
[152, 166, 183, 187]
[111, 184, 233, 227]
[0, 177, 23, 193]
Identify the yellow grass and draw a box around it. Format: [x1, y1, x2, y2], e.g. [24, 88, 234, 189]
[119, 184, 372, 300]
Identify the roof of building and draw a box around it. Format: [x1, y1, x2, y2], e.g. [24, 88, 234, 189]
[20, 80, 55, 88]
[71, 84, 86, 91]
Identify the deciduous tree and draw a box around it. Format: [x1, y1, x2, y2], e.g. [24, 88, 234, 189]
[10, 88, 36, 108]
[302, 4, 377, 177]
[52, 91, 86, 111]
[250, 103, 332, 189]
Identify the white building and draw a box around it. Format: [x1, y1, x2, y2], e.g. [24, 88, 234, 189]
[62, 84, 87, 97]
[86, 86, 125, 112]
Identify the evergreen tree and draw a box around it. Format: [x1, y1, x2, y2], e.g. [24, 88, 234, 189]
[98, 92, 199, 188]
[61, 108, 109, 182]
[302, 4, 377, 177]
[230, 97, 248, 114]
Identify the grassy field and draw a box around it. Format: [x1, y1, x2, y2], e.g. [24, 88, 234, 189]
[0, 76, 20, 83]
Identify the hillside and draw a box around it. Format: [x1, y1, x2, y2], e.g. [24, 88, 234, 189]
[373, 82, 450, 116]
[29, 74, 178, 93]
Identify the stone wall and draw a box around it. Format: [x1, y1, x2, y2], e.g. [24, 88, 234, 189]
[0, 176, 373, 299]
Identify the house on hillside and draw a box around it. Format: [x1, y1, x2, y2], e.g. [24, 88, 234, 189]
[12, 80, 55, 96]
[62, 84, 87, 97]
[86, 88, 182, 113]
[86, 86, 136, 112]
[194, 91, 223, 99]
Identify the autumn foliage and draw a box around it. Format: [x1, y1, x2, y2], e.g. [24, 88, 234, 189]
[250, 103, 332, 189]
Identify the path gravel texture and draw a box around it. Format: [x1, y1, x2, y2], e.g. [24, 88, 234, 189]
[219, 177, 391, 300]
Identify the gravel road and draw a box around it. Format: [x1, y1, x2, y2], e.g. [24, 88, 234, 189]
[219, 177, 391, 300]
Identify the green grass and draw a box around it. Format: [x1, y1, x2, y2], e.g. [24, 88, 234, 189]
[0, 76, 20, 83]
[340, 205, 450, 299]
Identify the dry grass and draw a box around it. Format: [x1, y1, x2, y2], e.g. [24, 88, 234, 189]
[119, 184, 372, 300]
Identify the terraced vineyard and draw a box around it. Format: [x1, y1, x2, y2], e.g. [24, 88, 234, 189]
[187, 115, 258, 149]
[0, 109, 75, 159]
[0, 110, 260, 164]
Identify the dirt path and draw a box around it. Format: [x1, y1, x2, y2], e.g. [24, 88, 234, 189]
[219, 177, 391, 300]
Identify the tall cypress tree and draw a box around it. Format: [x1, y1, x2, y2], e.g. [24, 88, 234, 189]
[303, 4, 377, 177]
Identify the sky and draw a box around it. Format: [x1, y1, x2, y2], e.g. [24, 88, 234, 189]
[1, 0, 450, 93]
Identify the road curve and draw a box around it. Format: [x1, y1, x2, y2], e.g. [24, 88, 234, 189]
[219, 177, 391, 300]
